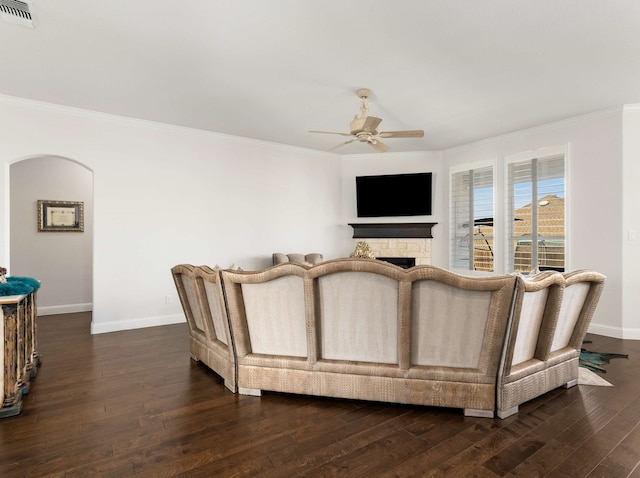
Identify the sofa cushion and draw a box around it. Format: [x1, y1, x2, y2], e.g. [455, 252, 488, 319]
[273, 252, 323, 266]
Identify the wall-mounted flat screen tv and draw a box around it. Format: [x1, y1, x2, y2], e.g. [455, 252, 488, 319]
[356, 172, 432, 217]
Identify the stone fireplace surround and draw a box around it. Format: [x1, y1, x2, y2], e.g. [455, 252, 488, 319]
[349, 223, 437, 266]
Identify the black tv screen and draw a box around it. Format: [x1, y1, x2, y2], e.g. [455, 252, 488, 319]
[356, 172, 432, 217]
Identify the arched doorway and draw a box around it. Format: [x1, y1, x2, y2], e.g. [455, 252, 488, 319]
[10, 156, 93, 316]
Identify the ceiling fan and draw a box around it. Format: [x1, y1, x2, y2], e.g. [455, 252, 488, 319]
[309, 88, 424, 153]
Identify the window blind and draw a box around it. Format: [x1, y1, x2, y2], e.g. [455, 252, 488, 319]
[507, 154, 565, 273]
[450, 165, 494, 271]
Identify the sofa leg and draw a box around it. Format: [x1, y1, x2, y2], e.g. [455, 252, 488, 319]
[564, 378, 578, 388]
[190, 353, 200, 362]
[464, 408, 494, 418]
[496, 406, 519, 419]
[238, 387, 262, 396]
[224, 379, 236, 393]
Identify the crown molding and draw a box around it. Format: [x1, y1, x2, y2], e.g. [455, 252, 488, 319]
[3, 94, 637, 159]
[445, 106, 628, 154]
[0, 94, 334, 159]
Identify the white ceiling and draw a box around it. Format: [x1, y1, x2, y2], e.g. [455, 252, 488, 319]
[2, 0, 639, 154]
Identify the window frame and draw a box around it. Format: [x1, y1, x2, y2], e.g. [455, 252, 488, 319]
[449, 159, 497, 273]
[504, 145, 569, 274]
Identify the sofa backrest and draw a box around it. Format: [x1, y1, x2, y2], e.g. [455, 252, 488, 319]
[171, 264, 232, 347]
[311, 262, 404, 364]
[222, 259, 517, 382]
[171, 264, 208, 340]
[193, 265, 233, 347]
[506, 271, 564, 369]
[553, 270, 606, 352]
[408, 267, 516, 372]
[223, 263, 310, 359]
[502, 269, 606, 373]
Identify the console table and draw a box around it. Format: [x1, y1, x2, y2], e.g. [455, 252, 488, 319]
[1, 284, 40, 418]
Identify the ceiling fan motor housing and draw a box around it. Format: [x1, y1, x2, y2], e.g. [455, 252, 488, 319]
[350, 116, 382, 136]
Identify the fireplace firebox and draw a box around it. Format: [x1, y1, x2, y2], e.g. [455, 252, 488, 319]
[377, 257, 416, 269]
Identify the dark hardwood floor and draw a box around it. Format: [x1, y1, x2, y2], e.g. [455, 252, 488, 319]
[1, 312, 639, 477]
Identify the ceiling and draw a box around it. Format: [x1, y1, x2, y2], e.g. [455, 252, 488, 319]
[2, 0, 639, 154]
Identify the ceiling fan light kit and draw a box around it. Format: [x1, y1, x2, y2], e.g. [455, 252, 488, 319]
[310, 88, 424, 153]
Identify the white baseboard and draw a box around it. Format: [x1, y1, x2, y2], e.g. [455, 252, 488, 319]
[588, 322, 640, 340]
[90, 313, 185, 334]
[38, 303, 93, 316]
[625, 329, 640, 340]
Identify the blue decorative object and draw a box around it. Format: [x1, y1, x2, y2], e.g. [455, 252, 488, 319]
[580, 340, 628, 373]
[0, 276, 41, 297]
[7, 276, 41, 291]
[580, 349, 628, 373]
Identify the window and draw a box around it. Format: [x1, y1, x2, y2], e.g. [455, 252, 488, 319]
[507, 153, 565, 273]
[450, 165, 495, 272]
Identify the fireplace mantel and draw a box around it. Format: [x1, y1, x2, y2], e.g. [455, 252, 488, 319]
[349, 222, 437, 239]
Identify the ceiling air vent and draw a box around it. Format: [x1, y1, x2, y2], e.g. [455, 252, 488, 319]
[0, 0, 34, 27]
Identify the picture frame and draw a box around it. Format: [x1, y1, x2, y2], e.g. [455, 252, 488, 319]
[37, 200, 84, 232]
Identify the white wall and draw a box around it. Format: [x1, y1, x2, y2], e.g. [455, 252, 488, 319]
[10, 156, 93, 314]
[2, 95, 637, 339]
[443, 109, 630, 337]
[0, 96, 343, 333]
[340, 151, 446, 266]
[622, 106, 640, 338]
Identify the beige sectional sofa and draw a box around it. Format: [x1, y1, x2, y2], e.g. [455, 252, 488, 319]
[171, 259, 605, 418]
[497, 269, 606, 418]
[170, 264, 236, 392]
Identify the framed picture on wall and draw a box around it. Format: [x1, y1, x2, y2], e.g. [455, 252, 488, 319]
[37, 200, 84, 232]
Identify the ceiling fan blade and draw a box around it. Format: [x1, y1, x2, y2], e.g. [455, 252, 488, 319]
[378, 130, 424, 138]
[328, 139, 357, 152]
[368, 138, 390, 153]
[309, 130, 354, 137]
